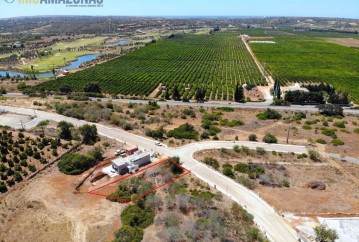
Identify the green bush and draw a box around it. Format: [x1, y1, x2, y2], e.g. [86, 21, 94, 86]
[219, 119, 244, 127]
[234, 163, 249, 173]
[354, 128, 359, 134]
[223, 167, 235, 179]
[332, 139, 344, 146]
[333, 121, 346, 128]
[57, 153, 96, 175]
[167, 123, 199, 140]
[302, 125, 312, 130]
[256, 109, 282, 120]
[121, 204, 155, 229]
[114, 225, 143, 242]
[316, 139, 327, 144]
[203, 157, 220, 170]
[263, 133, 278, 144]
[321, 128, 336, 137]
[237, 176, 257, 190]
[248, 134, 257, 142]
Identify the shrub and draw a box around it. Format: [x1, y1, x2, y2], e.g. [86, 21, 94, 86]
[0, 182, 8, 193]
[332, 139, 344, 146]
[88, 147, 104, 161]
[321, 128, 336, 137]
[219, 119, 244, 127]
[203, 157, 220, 170]
[57, 153, 96, 175]
[314, 225, 338, 242]
[263, 133, 278, 144]
[316, 139, 327, 144]
[309, 150, 320, 162]
[234, 163, 249, 173]
[238, 176, 257, 190]
[114, 225, 143, 242]
[302, 125, 312, 130]
[282, 180, 290, 187]
[256, 109, 282, 120]
[121, 204, 155, 229]
[354, 128, 359, 134]
[79, 124, 98, 145]
[167, 123, 199, 140]
[318, 104, 343, 117]
[333, 121, 346, 128]
[223, 167, 235, 179]
[248, 134, 257, 142]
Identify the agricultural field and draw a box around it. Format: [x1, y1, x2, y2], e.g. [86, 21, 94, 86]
[35, 32, 266, 100]
[250, 36, 359, 102]
[0, 127, 73, 193]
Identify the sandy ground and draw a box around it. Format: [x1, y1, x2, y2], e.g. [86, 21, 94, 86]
[194, 149, 359, 215]
[325, 38, 359, 48]
[0, 137, 127, 242]
[0, 164, 124, 242]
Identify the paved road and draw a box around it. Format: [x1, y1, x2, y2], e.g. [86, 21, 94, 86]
[1, 105, 308, 242]
[4, 93, 359, 114]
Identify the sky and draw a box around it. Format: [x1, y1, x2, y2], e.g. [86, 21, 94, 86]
[0, 0, 358, 19]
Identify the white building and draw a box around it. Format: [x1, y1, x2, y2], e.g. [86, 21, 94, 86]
[112, 151, 151, 175]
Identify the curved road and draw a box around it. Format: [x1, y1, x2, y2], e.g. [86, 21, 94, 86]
[1, 105, 308, 241]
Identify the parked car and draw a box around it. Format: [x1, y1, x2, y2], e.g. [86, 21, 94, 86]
[155, 142, 162, 147]
[114, 149, 126, 156]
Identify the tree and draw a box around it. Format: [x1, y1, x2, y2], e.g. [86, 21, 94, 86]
[59, 85, 72, 94]
[114, 225, 143, 242]
[248, 134, 257, 142]
[263, 133, 278, 144]
[169, 156, 184, 175]
[234, 83, 245, 103]
[195, 88, 205, 102]
[318, 104, 344, 117]
[84, 82, 101, 93]
[79, 124, 98, 145]
[172, 85, 180, 101]
[58, 121, 73, 140]
[17, 82, 27, 91]
[314, 225, 338, 242]
[58, 153, 96, 175]
[88, 147, 104, 161]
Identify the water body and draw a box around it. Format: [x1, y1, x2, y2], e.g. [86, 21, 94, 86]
[106, 39, 131, 46]
[0, 54, 100, 79]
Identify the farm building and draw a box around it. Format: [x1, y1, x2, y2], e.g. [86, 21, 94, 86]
[112, 151, 151, 175]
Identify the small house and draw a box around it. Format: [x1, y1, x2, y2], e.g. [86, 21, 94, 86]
[111, 151, 151, 175]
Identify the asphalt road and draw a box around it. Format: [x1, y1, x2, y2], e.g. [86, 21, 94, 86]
[1, 105, 308, 242]
[4, 93, 359, 114]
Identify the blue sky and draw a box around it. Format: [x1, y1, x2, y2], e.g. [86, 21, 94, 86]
[0, 0, 358, 19]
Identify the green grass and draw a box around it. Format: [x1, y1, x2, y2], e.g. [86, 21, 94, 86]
[18, 50, 95, 72]
[35, 32, 265, 99]
[250, 37, 359, 102]
[51, 36, 106, 50]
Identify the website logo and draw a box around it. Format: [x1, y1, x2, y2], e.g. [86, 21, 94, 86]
[4, 0, 104, 7]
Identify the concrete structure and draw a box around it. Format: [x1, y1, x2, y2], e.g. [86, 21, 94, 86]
[112, 151, 151, 175]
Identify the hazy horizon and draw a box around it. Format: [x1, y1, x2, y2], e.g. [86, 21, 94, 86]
[0, 0, 358, 19]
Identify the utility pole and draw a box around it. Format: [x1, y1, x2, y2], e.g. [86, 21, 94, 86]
[286, 124, 291, 144]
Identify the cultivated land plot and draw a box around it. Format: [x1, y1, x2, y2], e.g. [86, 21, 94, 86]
[36, 32, 266, 100]
[250, 37, 359, 102]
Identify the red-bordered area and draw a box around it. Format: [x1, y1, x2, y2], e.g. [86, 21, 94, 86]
[88, 158, 191, 204]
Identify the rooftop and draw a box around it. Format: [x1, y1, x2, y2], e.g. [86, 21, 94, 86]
[112, 151, 150, 167]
